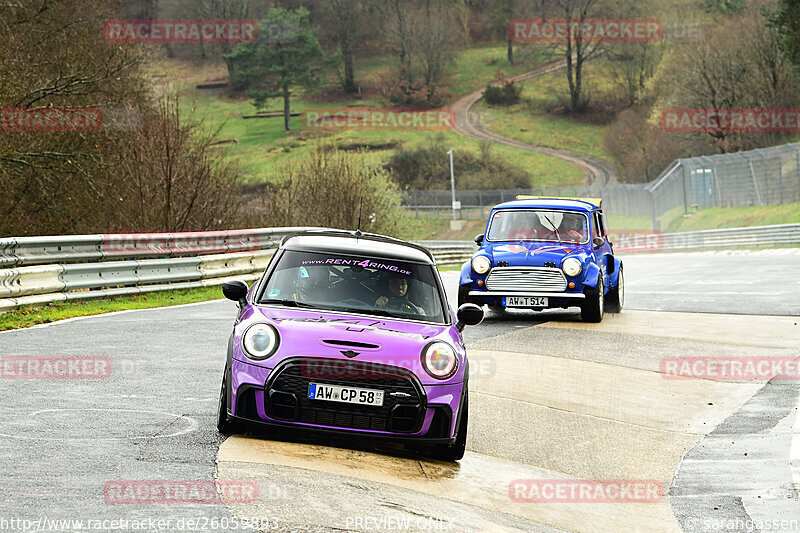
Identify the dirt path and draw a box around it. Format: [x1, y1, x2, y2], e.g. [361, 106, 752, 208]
[451, 59, 618, 185]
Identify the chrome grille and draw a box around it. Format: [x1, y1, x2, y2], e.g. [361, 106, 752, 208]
[486, 267, 567, 292]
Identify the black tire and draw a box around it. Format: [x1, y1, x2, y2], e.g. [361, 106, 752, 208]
[431, 390, 468, 461]
[605, 266, 624, 314]
[581, 276, 604, 323]
[216, 376, 238, 435]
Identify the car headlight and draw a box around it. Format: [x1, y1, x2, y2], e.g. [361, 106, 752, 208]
[471, 255, 491, 275]
[562, 257, 583, 277]
[421, 342, 458, 379]
[242, 323, 279, 360]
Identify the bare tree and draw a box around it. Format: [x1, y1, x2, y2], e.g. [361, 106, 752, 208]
[604, 106, 683, 183]
[111, 95, 240, 232]
[322, 0, 372, 93]
[549, 0, 610, 113]
[652, 7, 799, 153]
[0, 0, 242, 236]
[376, 0, 459, 104]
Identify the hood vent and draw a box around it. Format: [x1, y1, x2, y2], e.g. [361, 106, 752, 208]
[320, 339, 382, 350]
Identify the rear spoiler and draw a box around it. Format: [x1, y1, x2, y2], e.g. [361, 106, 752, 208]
[515, 195, 602, 208]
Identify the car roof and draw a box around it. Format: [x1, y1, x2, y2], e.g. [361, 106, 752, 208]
[492, 198, 598, 211]
[280, 230, 435, 264]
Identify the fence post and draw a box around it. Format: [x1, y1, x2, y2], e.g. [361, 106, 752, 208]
[414, 189, 419, 218]
[747, 155, 763, 205]
[681, 162, 689, 215]
[759, 151, 769, 204]
[795, 146, 800, 203]
[478, 190, 484, 219]
[650, 189, 659, 231]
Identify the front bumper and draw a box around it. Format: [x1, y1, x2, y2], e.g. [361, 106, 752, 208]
[228, 357, 464, 443]
[468, 290, 585, 307]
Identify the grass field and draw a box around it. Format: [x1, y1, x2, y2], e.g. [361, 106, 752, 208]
[474, 58, 618, 162]
[663, 202, 800, 233]
[0, 286, 224, 331]
[165, 45, 584, 188]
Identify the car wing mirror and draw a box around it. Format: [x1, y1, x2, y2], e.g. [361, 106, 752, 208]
[456, 303, 484, 332]
[593, 237, 605, 249]
[222, 280, 249, 307]
[474, 234, 484, 246]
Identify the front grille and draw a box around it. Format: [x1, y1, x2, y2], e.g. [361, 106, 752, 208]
[266, 358, 425, 433]
[486, 267, 567, 292]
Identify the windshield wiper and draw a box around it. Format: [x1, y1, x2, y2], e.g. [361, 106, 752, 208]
[261, 298, 319, 309]
[339, 307, 407, 319]
[542, 215, 563, 244]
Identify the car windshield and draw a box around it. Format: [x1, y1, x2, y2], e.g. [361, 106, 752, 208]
[259, 250, 447, 324]
[487, 210, 590, 244]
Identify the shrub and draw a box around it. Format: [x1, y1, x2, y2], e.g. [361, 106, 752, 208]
[483, 83, 521, 105]
[247, 146, 404, 236]
[482, 70, 522, 106]
[384, 136, 531, 190]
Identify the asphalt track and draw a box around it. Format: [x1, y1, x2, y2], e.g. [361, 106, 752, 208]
[0, 250, 798, 532]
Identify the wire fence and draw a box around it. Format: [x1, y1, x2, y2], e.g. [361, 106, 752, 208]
[401, 142, 800, 229]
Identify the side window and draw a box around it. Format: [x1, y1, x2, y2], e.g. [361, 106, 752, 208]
[598, 211, 608, 237]
[592, 213, 602, 239]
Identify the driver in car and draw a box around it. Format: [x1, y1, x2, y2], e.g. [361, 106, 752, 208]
[375, 275, 425, 315]
[562, 216, 585, 242]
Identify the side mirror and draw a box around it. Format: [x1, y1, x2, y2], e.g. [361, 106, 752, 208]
[456, 303, 484, 332]
[222, 280, 249, 306]
[474, 234, 484, 246]
[593, 237, 605, 248]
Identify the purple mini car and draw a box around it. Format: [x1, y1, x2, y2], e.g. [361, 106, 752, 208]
[217, 230, 484, 460]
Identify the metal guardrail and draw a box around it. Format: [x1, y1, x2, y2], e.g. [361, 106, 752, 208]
[0, 224, 796, 314]
[0, 250, 276, 314]
[417, 241, 477, 266]
[0, 227, 312, 267]
[0, 229, 474, 314]
[659, 223, 800, 250]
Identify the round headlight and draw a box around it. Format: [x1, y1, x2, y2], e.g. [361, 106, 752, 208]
[562, 257, 583, 277]
[421, 342, 458, 379]
[242, 323, 279, 360]
[472, 255, 491, 275]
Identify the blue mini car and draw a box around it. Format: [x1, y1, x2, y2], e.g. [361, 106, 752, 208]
[458, 197, 623, 322]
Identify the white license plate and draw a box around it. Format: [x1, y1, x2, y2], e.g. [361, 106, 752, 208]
[505, 296, 549, 308]
[308, 383, 384, 406]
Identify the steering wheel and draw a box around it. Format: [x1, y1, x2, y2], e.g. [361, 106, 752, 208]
[387, 296, 424, 315]
[339, 297, 370, 307]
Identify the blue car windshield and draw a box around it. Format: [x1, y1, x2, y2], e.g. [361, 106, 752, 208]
[487, 210, 590, 244]
[259, 251, 447, 324]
